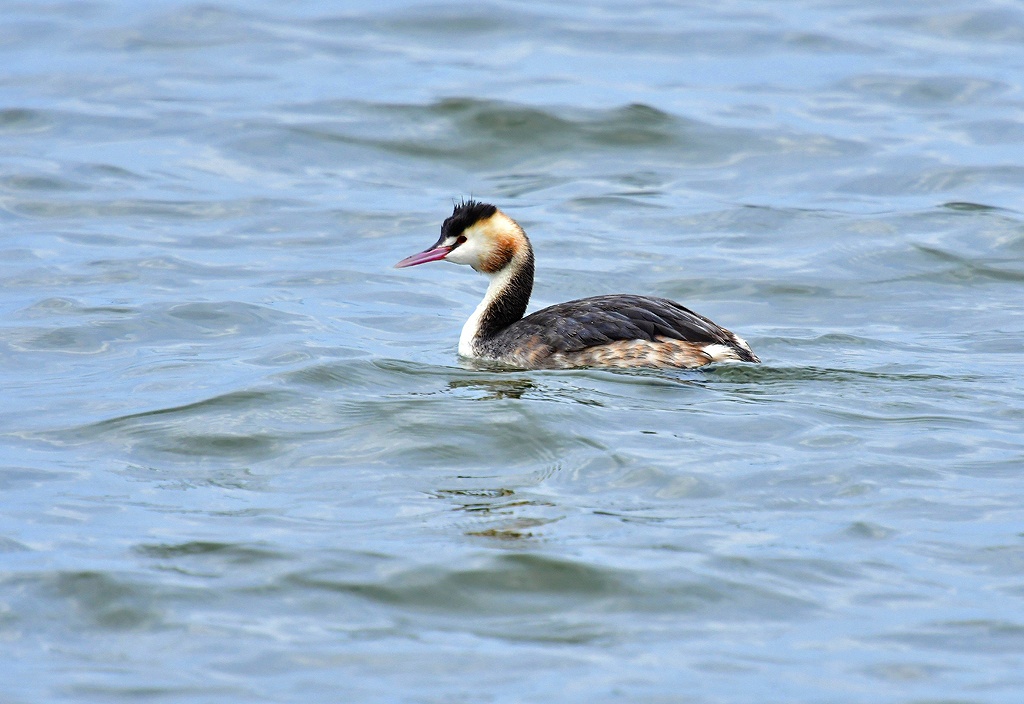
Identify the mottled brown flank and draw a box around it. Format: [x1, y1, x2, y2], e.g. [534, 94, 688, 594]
[502, 335, 552, 368]
[479, 234, 517, 274]
[501, 336, 738, 369]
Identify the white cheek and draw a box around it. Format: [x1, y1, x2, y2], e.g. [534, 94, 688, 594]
[445, 240, 482, 268]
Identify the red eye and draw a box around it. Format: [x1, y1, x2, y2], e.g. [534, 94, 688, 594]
[456, 235, 467, 244]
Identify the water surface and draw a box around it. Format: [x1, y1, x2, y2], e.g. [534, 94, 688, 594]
[2, 1, 1024, 702]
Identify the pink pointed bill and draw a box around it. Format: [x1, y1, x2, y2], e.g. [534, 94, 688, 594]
[394, 245, 452, 268]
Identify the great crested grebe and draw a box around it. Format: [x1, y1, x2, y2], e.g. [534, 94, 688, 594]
[395, 201, 759, 369]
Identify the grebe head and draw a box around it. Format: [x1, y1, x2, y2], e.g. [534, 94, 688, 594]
[394, 200, 527, 274]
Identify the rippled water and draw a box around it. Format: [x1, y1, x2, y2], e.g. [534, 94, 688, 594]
[3, 1, 1024, 702]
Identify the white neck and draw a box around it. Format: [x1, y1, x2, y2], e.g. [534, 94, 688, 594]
[458, 264, 517, 357]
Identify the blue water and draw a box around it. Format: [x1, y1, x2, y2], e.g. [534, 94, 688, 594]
[2, 1, 1024, 702]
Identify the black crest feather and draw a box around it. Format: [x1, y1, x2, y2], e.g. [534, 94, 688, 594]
[441, 199, 497, 238]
